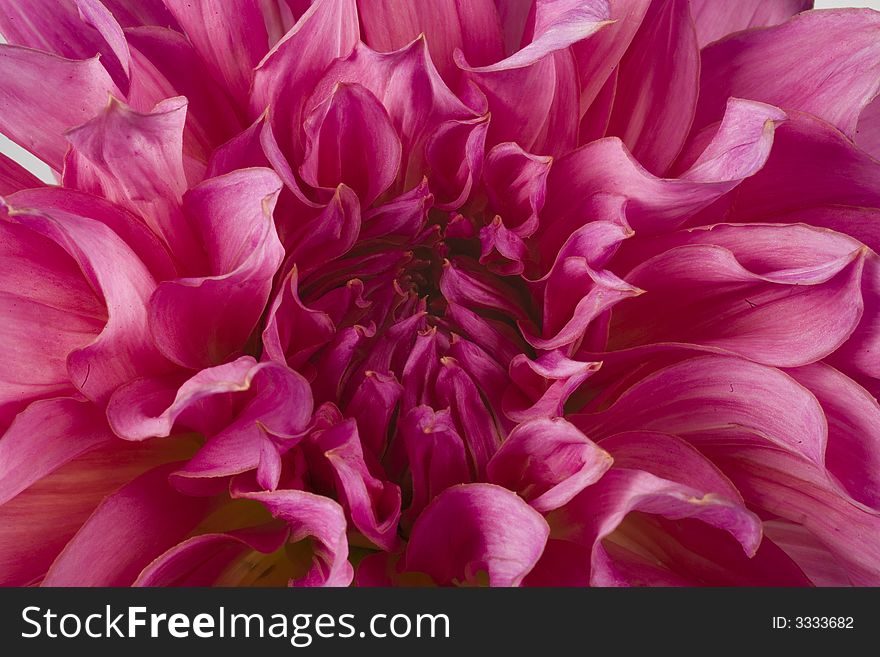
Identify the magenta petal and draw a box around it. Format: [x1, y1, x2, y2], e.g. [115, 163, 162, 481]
[107, 356, 256, 440]
[251, 0, 360, 154]
[696, 9, 880, 139]
[133, 527, 289, 587]
[610, 226, 867, 367]
[356, 0, 504, 80]
[344, 371, 403, 458]
[856, 95, 880, 160]
[404, 483, 549, 586]
[0, 399, 112, 505]
[0, 152, 42, 194]
[42, 462, 212, 586]
[0, 0, 130, 92]
[163, 0, 268, 103]
[149, 168, 283, 369]
[556, 468, 764, 586]
[702, 435, 880, 586]
[689, 0, 811, 48]
[487, 417, 612, 512]
[4, 198, 168, 404]
[503, 351, 601, 422]
[606, 0, 699, 175]
[63, 97, 200, 259]
[576, 355, 828, 466]
[172, 362, 314, 488]
[401, 405, 471, 520]
[308, 418, 401, 551]
[788, 363, 880, 511]
[300, 83, 401, 206]
[0, 46, 117, 170]
[234, 489, 354, 587]
[543, 98, 786, 235]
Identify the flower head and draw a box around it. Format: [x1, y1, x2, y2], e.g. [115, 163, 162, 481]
[1, 0, 879, 586]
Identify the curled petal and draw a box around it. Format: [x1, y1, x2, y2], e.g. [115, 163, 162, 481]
[233, 489, 355, 587]
[696, 9, 880, 139]
[487, 417, 612, 512]
[0, 46, 117, 170]
[149, 168, 283, 369]
[404, 483, 550, 586]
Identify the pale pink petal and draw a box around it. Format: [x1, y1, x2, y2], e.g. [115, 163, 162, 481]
[696, 9, 880, 139]
[689, 0, 812, 48]
[0, 46, 117, 170]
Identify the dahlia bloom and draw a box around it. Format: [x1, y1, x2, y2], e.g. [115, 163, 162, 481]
[1, 0, 879, 587]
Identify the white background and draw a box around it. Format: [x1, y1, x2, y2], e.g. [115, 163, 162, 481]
[1, 0, 878, 184]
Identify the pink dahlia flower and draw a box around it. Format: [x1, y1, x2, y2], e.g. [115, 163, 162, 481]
[1, 0, 879, 587]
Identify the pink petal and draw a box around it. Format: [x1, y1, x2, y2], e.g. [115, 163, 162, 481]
[149, 168, 283, 369]
[261, 267, 336, 372]
[404, 483, 549, 586]
[542, 98, 786, 237]
[0, 437, 193, 586]
[133, 527, 289, 586]
[0, 399, 112, 505]
[555, 467, 766, 586]
[107, 356, 257, 440]
[300, 83, 401, 206]
[788, 363, 880, 511]
[306, 418, 401, 551]
[100, 0, 179, 28]
[482, 142, 552, 233]
[357, 0, 504, 80]
[487, 417, 612, 512]
[163, 0, 269, 103]
[609, 226, 866, 367]
[251, 0, 360, 153]
[697, 111, 880, 223]
[503, 352, 601, 422]
[689, 0, 811, 48]
[125, 26, 243, 156]
[401, 406, 471, 521]
[63, 96, 200, 260]
[0, 46, 117, 170]
[234, 489, 354, 587]
[313, 38, 477, 184]
[42, 462, 213, 586]
[0, 0, 130, 92]
[856, 94, 880, 159]
[695, 9, 880, 139]
[171, 362, 314, 490]
[344, 371, 403, 458]
[576, 355, 828, 466]
[606, 0, 699, 175]
[4, 197, 169, 405]
[701, 433, 880, 586]
[425, 115, 489, 210]
[0, 152, 42, 195]
[435, 357, 502, 477]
